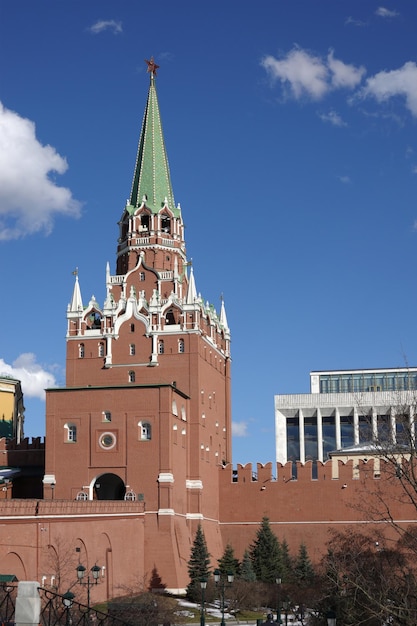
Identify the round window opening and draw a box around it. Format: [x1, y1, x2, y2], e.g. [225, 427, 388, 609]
[99, 432, 116, 450]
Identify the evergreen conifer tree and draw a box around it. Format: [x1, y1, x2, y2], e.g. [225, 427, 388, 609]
[249, 516, 282, 583]
[240, 549, 256, 582]
[186, 524, 211, 601]
[218, 543, 240, 577]
[294, 542, 315, 584]
[280, 538, 293, 583]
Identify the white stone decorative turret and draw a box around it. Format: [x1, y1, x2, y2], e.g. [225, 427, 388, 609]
[220, 298, 229, 332]
[186, 267, 197, 304]
[69, 275, 83, 312]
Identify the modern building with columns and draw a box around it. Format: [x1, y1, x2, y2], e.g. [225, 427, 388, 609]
[275, 367, 417, 465]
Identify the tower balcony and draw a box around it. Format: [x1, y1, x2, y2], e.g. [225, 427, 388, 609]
[109, 275, 124, 285]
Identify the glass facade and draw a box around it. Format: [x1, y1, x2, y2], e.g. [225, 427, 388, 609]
[340, 415, 354, 449]
[287, 417, 300, 461]
[278, 368, 417, 464]
[318, 371, 417, 394]
[304, 416, 318, 461]
[323, 415, 337, 459]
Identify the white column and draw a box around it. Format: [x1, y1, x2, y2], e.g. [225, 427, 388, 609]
[150, 334, 158, 364]
[335, 407, 341, 450]
[105, 336, 112, 366]
[354, 406, 359, 444]
[275, 409, 288, 465]
[299, 409, 305, 464]
[372, 407, 378, 441]
[390, 406, 396, 444]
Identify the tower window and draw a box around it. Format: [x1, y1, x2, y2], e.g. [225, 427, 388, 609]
[103, 411, 111, 422]
[158, 340, 164, 354]
[138, 421, 152, 441]
[139, 272, 145, 281]
[161, 215, 171, 233]
[129, 371, 136, 383]
[65, 423, 77, 443]
[165, 309, 176, 325]
[130, 344, 136, 356]
[140, 214, 150, 231]
[88, 312, 102, 329]
[99, 432, 116, 450]
[98, 342, 104, 357]
[178, 339, 185, 353]
[79, 344, 85, 359]
[130, 323, 135, 332]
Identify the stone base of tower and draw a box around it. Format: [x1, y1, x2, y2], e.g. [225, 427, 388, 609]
[143, 513, 226, 594]
[144, 513, 191, 594]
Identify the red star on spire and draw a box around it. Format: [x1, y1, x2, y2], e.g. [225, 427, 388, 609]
[145, 57, 160, 76]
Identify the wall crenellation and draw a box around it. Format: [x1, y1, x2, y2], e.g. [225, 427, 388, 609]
[223, 458, 386, 485]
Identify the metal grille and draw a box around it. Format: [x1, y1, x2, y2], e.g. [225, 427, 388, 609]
[39, 588, 133, 626]
[0, 582, 17, 624]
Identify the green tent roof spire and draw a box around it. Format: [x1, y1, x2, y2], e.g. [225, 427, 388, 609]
[128, 58, 177, 216]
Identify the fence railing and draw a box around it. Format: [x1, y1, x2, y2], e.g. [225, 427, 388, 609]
[39, 588, 134, 626]
[0, 582, 17, 624]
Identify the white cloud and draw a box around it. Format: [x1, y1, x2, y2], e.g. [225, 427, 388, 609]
[360, 62, 417, 117]
[318, 110, 347, 127]
[262, 48, 329, 100]
[338, 175, 351, 184]
[375, 7, 399, 18]
[89, 20, 122, 34]
[0, 103, 81, 240]
[261, 48, 365, 101]
[0, 353, 56, 400]
[327, 50, 366, 89]
[345, 16, 367, 27]
[412, 166, 417, 175]
[232, 421, 248, 437]
[263, 48, 417, 120]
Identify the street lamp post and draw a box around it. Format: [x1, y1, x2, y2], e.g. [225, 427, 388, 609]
[326, 609, 337, 626]
[200, 578, 207, 626]
[76, 563, 103, 615]
[214, 569, 234, 626]
[276, 578, 282, 624]
[282, 600, 289, 626]
[62, 590, 74, 626]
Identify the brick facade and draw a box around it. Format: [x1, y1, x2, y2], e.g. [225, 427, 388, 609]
[0, 67, 414, 600]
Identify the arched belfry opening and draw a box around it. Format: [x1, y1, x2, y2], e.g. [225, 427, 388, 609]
[94, 474, 126, 500]
[139, 212, 150, 232]
[164, 306, 181, 325]
[161, 214, 171, 233]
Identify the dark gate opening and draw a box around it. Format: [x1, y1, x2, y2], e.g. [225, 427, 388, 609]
[94, 474, 126, 500]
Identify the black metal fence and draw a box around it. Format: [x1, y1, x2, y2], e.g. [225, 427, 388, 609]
[39, 588, 134, 626]
[0, 581, 17, 624]
[0, 584, 133, 626]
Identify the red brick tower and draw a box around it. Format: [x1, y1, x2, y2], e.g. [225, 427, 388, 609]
[44, 59, 231, 590]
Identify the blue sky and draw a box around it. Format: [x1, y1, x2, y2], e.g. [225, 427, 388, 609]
[1, 1, 417, 466]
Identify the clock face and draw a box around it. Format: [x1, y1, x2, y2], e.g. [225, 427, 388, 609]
[99, 432, 116, 450]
